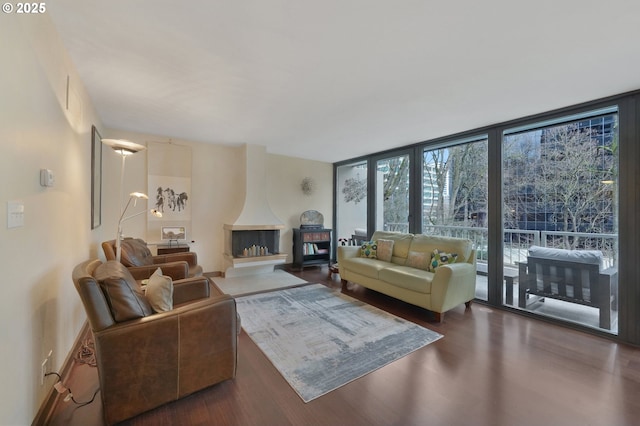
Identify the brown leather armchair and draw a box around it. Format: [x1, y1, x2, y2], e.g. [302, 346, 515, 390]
[72, 260, 238, 425]
[102, 238, 203, 280]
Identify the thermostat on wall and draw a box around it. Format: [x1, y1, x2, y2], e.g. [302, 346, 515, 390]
[40, 169, 54, 187]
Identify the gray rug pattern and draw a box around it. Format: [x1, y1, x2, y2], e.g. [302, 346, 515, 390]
[236, 284, 443, 402]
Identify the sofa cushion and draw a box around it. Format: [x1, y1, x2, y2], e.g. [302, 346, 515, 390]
[360, 241, 377, 258]
[379, 265, 433, 294]
[341, 257, 390, 279]
[376, 239, 395, 262]
[370, 231, 414, 264]
[94, 261, 153, 322]
[406, 250, 430, 271]
[528, 245, 603, 268]
[429, 249, 458, 272]
[146, 268, 173, 313]
[409, 235, 472, 263]
[120, 238, 154, 267]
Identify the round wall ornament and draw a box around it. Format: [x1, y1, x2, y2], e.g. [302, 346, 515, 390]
[301, 177, 315, 195]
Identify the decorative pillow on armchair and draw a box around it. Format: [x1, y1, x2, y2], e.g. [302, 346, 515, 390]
[360, 241, 378, 259]
[146, 268, 174, 313]
[95, 261, 153, 322]
[376, 239, 395, 262]
[429, 249, 458, 272]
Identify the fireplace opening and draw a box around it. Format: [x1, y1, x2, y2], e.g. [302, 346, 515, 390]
[231, 230, 280, 258]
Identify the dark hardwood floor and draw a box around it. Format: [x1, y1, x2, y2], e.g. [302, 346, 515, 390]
[46, 267, 640, 426]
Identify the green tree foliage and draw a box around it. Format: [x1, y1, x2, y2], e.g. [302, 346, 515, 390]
[503, 119, 617, 249]
[423, 141, 488, 227]
[380, 156, 409, 230]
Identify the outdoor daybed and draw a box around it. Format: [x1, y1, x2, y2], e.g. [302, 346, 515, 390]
[518, 245, 618, 329]
[338, 231, 477, 321]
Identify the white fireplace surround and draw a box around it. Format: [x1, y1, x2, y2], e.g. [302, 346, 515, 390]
[223, 145, 286, 277]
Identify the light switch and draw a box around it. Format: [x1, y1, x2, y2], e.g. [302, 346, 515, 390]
[7, 201, 24, 228]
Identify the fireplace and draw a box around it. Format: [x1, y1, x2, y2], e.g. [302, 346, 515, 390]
[222, 144, 287, 277]
[223, 224, 287, 277]
[231, 229, 280, 257]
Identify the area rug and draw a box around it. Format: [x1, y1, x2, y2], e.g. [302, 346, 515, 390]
[212, 269, 309, 297]
[235, 284, 443, 402]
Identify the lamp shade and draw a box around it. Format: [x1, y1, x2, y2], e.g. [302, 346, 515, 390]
[129, 192, 148, 200]
[102, 139, 146, 155]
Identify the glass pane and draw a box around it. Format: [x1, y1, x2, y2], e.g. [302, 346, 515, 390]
[336, 161, 368, 246]
[376, 155, 410, 233]
[422, 139, 489, 300]
[503, 112, 619, 333]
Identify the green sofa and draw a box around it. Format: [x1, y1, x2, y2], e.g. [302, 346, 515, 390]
[337, 231, 477, 321]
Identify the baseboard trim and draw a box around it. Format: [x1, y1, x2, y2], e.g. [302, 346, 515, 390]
[31, 321, 91, 426]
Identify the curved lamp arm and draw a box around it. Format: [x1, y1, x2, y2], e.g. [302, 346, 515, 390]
[115, 192, 162, 261]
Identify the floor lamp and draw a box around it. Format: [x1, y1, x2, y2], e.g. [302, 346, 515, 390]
[116, 192, 162, 261]
[102, 138, 151, 262]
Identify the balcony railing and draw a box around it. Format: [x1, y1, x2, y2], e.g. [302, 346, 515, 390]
[384, 222, 409, 233]
[418, 225, 617, 268]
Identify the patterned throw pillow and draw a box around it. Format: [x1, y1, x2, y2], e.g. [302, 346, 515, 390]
[360, 241, 378, 259]
[429, 249, 458, 272]
[376, 239, 394, 262]
[405, 251, 430, 271]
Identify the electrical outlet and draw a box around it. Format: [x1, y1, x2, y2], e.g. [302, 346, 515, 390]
[40, 350, 52, 385]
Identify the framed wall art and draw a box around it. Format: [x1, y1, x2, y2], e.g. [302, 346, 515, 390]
[91, 125, 102, 229]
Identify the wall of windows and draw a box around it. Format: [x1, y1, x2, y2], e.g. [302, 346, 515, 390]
[334, 90, 640, 344]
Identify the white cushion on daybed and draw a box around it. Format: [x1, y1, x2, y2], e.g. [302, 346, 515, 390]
[528, 245, 603, 268]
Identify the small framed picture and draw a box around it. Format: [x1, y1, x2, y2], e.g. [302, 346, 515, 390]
[161, 226, 186, 241]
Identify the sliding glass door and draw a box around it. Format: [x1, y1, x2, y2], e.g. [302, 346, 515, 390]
[336, 161, 368, 246]
[375, 154, 410, 234]
[502, 108, 619, 333]
[422, 138, 489, 299]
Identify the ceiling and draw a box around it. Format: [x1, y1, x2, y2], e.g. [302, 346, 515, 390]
[49, 1, 640, 163]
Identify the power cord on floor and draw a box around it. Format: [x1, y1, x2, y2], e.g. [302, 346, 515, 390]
[74, 339, 97, 367]
[44, 372, 100, 408]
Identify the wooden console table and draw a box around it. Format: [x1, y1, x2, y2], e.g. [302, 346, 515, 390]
[157, 244, 190, 255]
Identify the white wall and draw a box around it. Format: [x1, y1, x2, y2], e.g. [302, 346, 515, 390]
[268, 154, 334, 259]
[103, 129, 334, 268]
[0, 15, 112, 425]
[102, 129, 247, 272]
